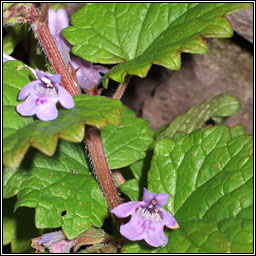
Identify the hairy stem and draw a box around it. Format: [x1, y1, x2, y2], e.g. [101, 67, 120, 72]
[39, 3, 49, 23]
[30, 4, 121, 212]
[85, 126, 122, 210]
[30, 5, 80, 95]
[113, 75, 132, 100]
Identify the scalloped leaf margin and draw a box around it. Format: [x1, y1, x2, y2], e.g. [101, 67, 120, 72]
[63, 3, 252, 87]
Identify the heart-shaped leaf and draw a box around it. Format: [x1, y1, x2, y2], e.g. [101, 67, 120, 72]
[3, 61, 122, 169]
[63, 3, 251, 87]
[3, 140, 108, 240]
[122, 126, 253, 253]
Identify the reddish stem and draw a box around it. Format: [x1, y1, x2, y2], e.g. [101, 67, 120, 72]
[85, 126, 122, 210]
[36, 23, 80, 95]
[30, 4, 122, 212]
[29, 4, 80, 95]
[113, 75, 132, 100]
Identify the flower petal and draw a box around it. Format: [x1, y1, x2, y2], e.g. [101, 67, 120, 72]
[144, 222, 168, 247]
[120, 215, 146, 241]
[35, 97, 59, 121]
[71, 57, 107, 89]
[71, 57, 92, 89]
[71, 57, 92, 69]
[111, 201, 141, 218]
[48, 9, 71, 67]
[160, 208, 179, 229]
[46, 73, 61, 85]
[36, 68, 61, 86]
[39, 231, 65, 247]
[35, 69, 48, 81]
[49, 240, 75, 253]
[155, 193, 169, 207]
[55, 84, 74, 109]
[3, 52, 16, 62]
[16, 94, 37, 116]
[94, 65, 109, 74]
[17, 80, 41, 100]
[142, 188, 155, 204]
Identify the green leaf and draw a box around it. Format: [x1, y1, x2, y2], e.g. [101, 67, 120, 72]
[63, 3, 251, 87]
[101, 106, 154, 169]
[157, 93, 240, 140]
[123, 126, 252, 253]
[122, 217, 253, 253]
[120, 151, 153, 201]
[3, 24, 30, 54]
[130, 158, 148, 181]
[230, 125, 246, 139]
[120, 179, 140, 201]
[3, 61, 122, 169]
[3, 198, 42, 253]
[3, 140, 108, 240]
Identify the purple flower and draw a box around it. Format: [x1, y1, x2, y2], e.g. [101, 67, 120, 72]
[48, 8, 109, 89]
[70, 57, 109, 90]
[36, 230, 76, 253]
[48, 9, 71, 67]
[16, 69, 74, 121]
[111, 188, 179, 247]
[3, 51, 17, 62]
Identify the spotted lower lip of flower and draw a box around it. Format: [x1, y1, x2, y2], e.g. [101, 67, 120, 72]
[111, 188, 179, 247]
[16, 69, 74, 121]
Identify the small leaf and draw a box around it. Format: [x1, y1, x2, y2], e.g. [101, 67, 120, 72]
[101, 106, 154, 169]
[3, 61, 122, 169]
[158, 93, 240, 140]
[63, 3, 251, 87]
[120, 152, 153, 201]
[120, 179, 140, 201]
[3, 140, 108, 239]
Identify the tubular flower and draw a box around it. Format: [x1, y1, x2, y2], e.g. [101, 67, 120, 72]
[33, 230, 76, 253]
[48, 9, 71, 67]
[48, 8, 109, 89]
[111, 188, 179, 247]
[16, 69, 74, 121]
[70, 57, 109, 90]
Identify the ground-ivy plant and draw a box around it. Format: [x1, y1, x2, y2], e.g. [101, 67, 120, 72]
[3, 3, 253, 253]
